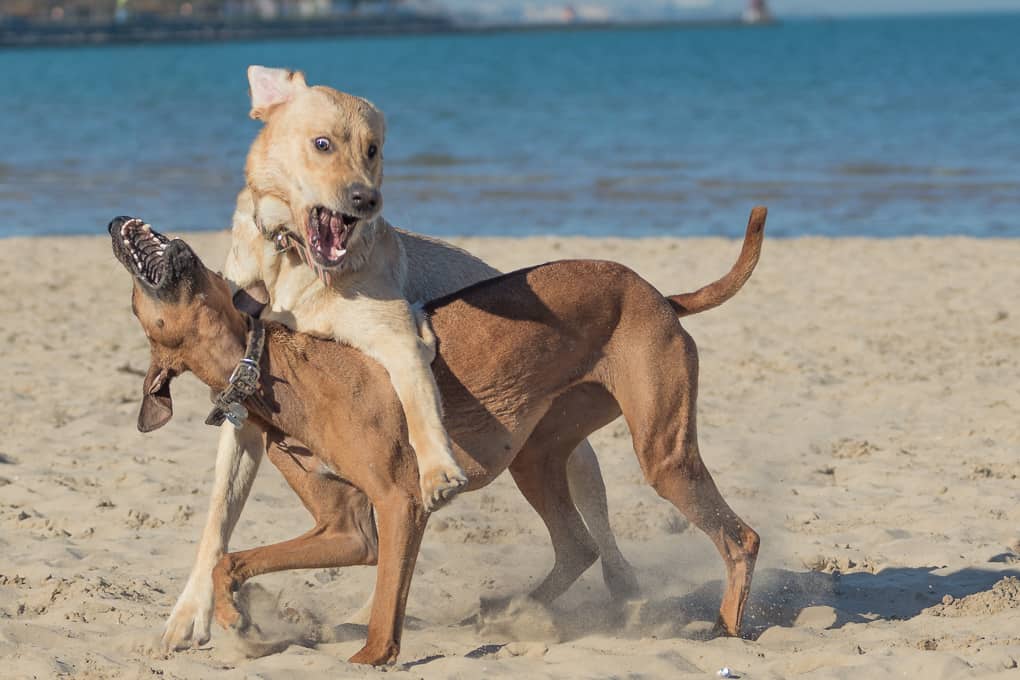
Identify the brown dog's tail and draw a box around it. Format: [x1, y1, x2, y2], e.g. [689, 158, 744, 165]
[667, 206, 767, 317]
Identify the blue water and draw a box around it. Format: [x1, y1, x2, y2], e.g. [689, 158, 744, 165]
[1, 13, 1018, 238]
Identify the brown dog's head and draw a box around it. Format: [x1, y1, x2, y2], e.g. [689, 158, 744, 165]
[244, 65, 386, 272]
[109, 217, 246, 432]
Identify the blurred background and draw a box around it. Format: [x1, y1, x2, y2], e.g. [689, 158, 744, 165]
[1, 0, 1018, 237]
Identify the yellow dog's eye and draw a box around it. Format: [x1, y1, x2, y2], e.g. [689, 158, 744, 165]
[367, 143, 378, 159]
[314, 137, 331, 152]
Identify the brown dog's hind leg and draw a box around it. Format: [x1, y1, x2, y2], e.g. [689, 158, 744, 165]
[212, 437, 379, 630]
[566, 441, 639, 600]
[510, 436, 600, 605]
[509, 386, 633, 604]
[643, 451, 759, 636]
[618, 328, 759, 637]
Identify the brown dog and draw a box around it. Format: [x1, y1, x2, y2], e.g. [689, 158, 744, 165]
[111, 209, 765, 665]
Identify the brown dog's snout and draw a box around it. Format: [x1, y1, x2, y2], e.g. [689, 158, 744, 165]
[108, 216, 136, 237]
[346, 184, 381, 215]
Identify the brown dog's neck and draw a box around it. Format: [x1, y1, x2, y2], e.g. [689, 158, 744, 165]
[187, 306, 251, 395]
[238, 322, 396, 456]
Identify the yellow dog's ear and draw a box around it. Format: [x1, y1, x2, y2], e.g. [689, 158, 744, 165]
[247, 65, 307, 121]
[138, 363, 174, 433]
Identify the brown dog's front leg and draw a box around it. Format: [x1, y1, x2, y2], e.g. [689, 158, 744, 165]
[348, 490, 428, 666]
[212, 437, 379, 630]
[212, 520, 378, 630]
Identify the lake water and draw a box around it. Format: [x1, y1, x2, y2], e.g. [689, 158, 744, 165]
[1, 12, 1018, 238]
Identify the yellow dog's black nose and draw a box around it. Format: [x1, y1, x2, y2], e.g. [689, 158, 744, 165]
[347, 183, 381, 214]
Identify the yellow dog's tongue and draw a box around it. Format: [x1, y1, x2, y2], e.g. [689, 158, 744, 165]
[320, 214, 344, 256]
[301, 236, 334, 287]
[309, 208, 351, 264]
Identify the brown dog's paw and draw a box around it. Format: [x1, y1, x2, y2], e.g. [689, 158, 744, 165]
[213, 594, 244, 631]
[712, 615, 739, 638]
[349, 640, 400, 666]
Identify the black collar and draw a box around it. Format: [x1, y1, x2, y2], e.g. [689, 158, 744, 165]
[205, 314, 266, 428]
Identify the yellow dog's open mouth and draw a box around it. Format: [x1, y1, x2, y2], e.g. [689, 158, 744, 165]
[307, 206, 358, 267]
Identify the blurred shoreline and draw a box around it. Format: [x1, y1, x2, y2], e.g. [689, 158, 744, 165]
[0, 15, 758, 49]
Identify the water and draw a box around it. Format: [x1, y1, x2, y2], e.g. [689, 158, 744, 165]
[1, 13, 1018, 239]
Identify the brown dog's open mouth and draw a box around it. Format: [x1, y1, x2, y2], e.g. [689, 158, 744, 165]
[109, 217, 197, 295]
[116, 218, 172, 286]
[307, 206, 358, 267]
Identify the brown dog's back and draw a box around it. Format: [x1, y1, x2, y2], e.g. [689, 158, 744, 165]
[265, 257, 719, 486]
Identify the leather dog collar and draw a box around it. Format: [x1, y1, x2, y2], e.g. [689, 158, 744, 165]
[205, 314, 265, 429]
[249, 185, 314, 267]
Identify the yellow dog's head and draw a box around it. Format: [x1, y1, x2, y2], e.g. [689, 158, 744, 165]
[245, 66, 386, 273]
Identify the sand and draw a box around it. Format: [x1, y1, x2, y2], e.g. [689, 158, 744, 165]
[1, 231, 1019, 679]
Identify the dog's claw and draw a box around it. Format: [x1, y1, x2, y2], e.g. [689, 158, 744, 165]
[163, 585, 214, 652]
[420, 467, 468, 513]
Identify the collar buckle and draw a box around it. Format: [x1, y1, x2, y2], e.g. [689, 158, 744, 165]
[273, 229, 292, 254]
[205, 315, 265, 429]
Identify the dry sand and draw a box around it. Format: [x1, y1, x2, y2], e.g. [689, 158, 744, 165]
[1, 231, 1019, 679]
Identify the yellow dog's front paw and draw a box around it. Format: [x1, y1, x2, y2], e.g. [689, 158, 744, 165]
[419, 462, 468, 512]
[162, 590, 213, 651]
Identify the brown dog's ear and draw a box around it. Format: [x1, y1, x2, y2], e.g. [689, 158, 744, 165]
[138, 363, 174, 433]
[248, 65, 307, 121]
